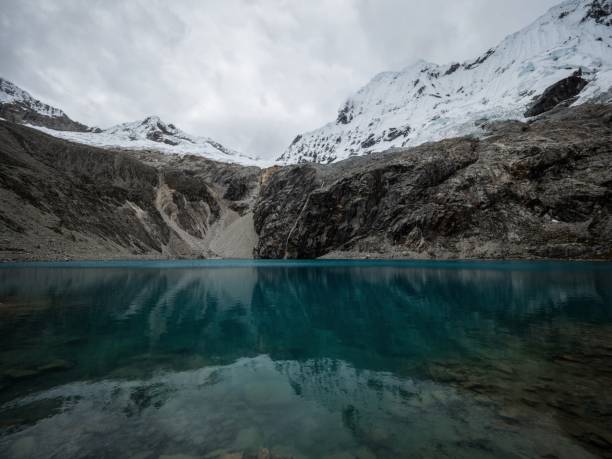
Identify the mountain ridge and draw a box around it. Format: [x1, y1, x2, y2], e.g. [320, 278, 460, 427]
[258, 103, 612, 260]
[0, 77, 90, 132]
[32, 114, 265, 166]
[0, 118, 262, 261]
[0, 77, 264, 166]
[2, 102, 611, 262]
[279, 0, 612, 164]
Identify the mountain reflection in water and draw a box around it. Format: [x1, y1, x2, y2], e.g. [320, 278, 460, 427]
[0, 261, 611, 459]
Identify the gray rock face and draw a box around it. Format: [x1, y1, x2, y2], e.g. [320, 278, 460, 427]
[583, 0, 612, 26]
[524, 72, 589, 117]
[254, 165, 322, 259]
[254, 104, 612, 260]
[0, 121, 260, 261]
[2, 103, 612, 262]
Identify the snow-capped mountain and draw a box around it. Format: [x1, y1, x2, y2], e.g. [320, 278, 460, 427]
[0, 77, 89, 131]
[1, 78, 264, 166]
[0, 78, 64, 118]
[279, 0, 612, 164]
[33, 116, 265, 166]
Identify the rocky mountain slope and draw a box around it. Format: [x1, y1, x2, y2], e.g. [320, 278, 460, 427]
[1, 0, 612, 262]
[0, 120, 261, 261]
[279, 0, 612, 164]
[1, 103, 611, 261]
[256, 103, 612, 259]
[0, 77, 89, 132]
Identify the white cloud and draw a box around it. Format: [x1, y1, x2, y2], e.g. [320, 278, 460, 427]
[0, 0, 560, 158]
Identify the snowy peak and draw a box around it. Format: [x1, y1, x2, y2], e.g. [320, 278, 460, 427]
[0, 77, 89, 131]
[0, 77, 65, 118]
[98, 115, 253, 160]
[537, 0, 611, 25]
[581, 0, 612, 25]
[279, 0, 612, 164]
[104, 116, 197, 146]
[31, 115, 266, 167]
[0, 79, 264, 166]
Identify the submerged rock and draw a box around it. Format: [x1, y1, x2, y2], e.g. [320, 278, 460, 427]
[9, 436, 36, 459]
[37, 359, 74, 373]
[3, 369, 40, 380]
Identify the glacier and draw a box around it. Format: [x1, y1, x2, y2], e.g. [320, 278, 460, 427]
[30, 116, 267, 167]
[279, 0, 612, 164]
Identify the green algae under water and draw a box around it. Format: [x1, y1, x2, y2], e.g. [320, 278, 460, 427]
[0, 260, 611, 459]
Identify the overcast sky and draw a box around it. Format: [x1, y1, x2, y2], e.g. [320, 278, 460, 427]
[0, 0, 560, 158]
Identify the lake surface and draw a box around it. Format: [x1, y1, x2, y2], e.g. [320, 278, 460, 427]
[0, 260, 611, 459]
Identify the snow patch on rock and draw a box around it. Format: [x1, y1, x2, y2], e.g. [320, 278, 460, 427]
[0, 78, 66, 118]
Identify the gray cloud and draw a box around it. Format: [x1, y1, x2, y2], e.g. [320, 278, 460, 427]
[0, 0, 560, 158]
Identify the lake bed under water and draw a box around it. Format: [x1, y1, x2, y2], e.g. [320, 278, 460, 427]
[0, 260, 611, 459]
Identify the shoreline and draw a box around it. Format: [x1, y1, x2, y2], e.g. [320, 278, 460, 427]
[2, 256, 612, 266]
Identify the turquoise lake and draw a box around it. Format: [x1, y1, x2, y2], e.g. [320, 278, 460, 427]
[0, 260, 611, 459]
